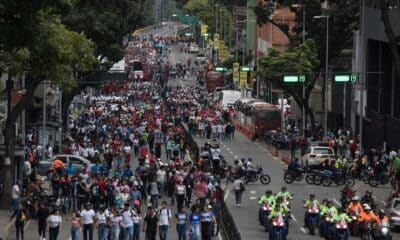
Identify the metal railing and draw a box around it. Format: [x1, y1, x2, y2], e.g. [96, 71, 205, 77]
[218, 189, 242, 240]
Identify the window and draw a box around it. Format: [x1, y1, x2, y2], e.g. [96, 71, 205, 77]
[313, 148, 334, 155]
[55, 156, 67, 163]
[69, 157, 83, 165]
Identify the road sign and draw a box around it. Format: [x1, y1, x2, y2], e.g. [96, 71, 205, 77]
[185, 33, 193, 36]
[334, 74, 358, 82]
[242, 67, 250, 71]
[214, 34, 220, 41]
[283, 75, 305, 83]
[233, 63, 240, 72]
[240, 71, 248, 88]
[201, 24, 208, 35]
[215, 67, 226, 71]
[233, 71, 240, 82]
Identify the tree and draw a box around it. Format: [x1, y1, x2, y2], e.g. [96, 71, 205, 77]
[258, 39, 319, 127]
[60, 0, 146, 127]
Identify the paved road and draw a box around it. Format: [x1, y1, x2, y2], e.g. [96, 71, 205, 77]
[166, 43, 399, 240]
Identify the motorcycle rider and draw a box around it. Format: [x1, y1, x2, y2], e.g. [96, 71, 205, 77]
[358, 204, 379, 234]
[275, 186, 293, 204]
[320, 199, 338, 237]
[361, 190, 376, 209]
[259, 190, 276, 225]
[332, 208, 351, 240]
[303, 194, 321, 228]
[376, 209, 389, 226]
[268, 204, 289, 239]
[346, 196, 363, 216]
[288, 158, 302, 177]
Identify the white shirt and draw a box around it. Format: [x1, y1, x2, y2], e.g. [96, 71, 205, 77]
[80, 209, 96, 224]
[11, 185, 20, 199]
[96, 210, 110, 224]
[233, 179, 243, 191]
[123, 146, 132, 154]
[157, 170, 166, 183]
[158, 208, 172, 226]
[24, 161, 32, 176]
[47, 214, 62, 228]
[176, 185, 186, 195]
[47, 146, 53, 157]
[121, 210, 134, 227]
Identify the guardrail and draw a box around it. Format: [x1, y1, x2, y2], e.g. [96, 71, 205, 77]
[218, 191, 242, 240]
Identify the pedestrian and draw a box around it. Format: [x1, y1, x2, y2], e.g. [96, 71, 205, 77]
[9, 181, 20, 215]
[132, 207, 141, 240]
[233, 176, 245, 207]
[175, 179, 186, 211]
[175, 206, 188, 240]
[47, 208, 62, 240]
[70, 211, 81, 240]
[200, 205, 215, 240]
[189, 205, 201, 240]
[158, 201, 172, 240]
[143, 206, 159, 240]
[37, 202, 50, 240]
[10, 204, 26, 240]
[96, 206, 110, 240]
[121, 203, 134, 240]
[194, 177, 208, 207]
[149, 176, 159, 209]
[109, 207, 122, 240]
[80, 203, 96, 240]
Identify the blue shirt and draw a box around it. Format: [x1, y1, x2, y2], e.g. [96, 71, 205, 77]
[200, 211, 213, 222]
[66, 165, 75, 176]
[189, 213, 201, 225]
[175, 212, 188, 225]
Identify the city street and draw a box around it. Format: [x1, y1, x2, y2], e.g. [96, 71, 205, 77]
[164, 35, 399, 240]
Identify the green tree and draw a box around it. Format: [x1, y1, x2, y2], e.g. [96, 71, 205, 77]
[258, 39, 319, 127]
[60, 0, 146, 127]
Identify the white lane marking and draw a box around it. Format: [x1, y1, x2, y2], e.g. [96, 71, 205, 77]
[250, 190, 257, 194]
[218, 233, 223, 240]
[255, 142, 258, 145]
[234, 155, 238, 159]
[381, 200, 387, 206]
[249, 196, 258, 200]
[24, 220, 32, 231]
[226, 147, 230, 151]
[229, 151, 234, 155]
[291, 214, 298, 222]
[224, 190, 230, 200]
[300, 227, 307, 233]
[333, 198, 341, 207]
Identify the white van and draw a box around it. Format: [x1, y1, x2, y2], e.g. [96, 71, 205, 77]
[217, 90, 242, 110]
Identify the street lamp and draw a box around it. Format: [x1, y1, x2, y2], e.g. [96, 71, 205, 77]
[314, 15, 330, 138]
[293, 3, 306, 135]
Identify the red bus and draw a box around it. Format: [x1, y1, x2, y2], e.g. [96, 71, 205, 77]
[206, 71, 223, 92]
[234, 98, 281, 139]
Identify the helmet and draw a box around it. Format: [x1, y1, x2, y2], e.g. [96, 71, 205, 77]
[352, 196, 360, 201]
[363, 204, 371, 210]
[366, 190, 372, 196]
[248, 157, 252, 161]
[379, 209, 385, 215]
[310, 194, 315, 198]
[265, 190, 272, 195]
[281, 186, 287, 191]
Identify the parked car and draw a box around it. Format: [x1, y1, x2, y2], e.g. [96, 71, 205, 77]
[389, 198, 400, 230]
[37, 154, 93, 176]
[301, 146, 335, 166]
[189, 44, 199, 53]
[195, 53, 207, 63]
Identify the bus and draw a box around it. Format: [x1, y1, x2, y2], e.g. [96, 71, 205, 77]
[234, 98, 281, 139]
[128, 60, 144, 80]
[216, 90, 242, 110]
[206, 71, 223, 92]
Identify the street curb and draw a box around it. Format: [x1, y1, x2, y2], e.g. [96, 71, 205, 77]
[2, 218, 14, 238]
[132, 25, 154, 36]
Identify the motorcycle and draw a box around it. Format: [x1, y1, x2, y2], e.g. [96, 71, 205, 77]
[361, 221, 374, 240]
[305, 205, 320, 235]
[373, 223, 392, 240]
[259, 202, 273, 231]
[283, 169, 306, 184]
[335, 220, 349, 240]
[340, 188, 356, 210]
[319, 213, 334, 237]
[269, 215, 287, 240]
[348, 212, 359, 236]
[243, 166, 271, 185]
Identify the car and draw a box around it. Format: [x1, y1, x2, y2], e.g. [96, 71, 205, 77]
[389, 198, 400, 229]
[195, 53, 207, 63]
[37, 154, 93, 176]
[189, 44, 199, 53]
[301, 146, 336, 166]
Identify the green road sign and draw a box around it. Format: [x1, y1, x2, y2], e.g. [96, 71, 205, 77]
[215, 67, 226, 71]
[185, 33, 193, 36]
[334, 74, 358, 82]
[283, 75, 305, 83]
[241, 67, 250, 71]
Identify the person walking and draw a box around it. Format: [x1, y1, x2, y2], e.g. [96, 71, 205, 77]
[189, 205, 201, 240]
[121, 203, 134, 240]
[80, 203, 96, 240]
[9, 181, 20, 215]
[158, 201, 171, 240]
[175, 180, 186, 211]
[143, 206, 159, 240]
[47, 209, 62, 240]
[109, 207, 121, 240]
[96, 206, 110, 240]
[132, 207, 141, 240]
[200, 205, 215, 240]
[175, 206, 188, 240]
[10, 204, 26, 240]
[233, 176, 245, 207]
[149, 177, 159, 209]
[37, 202, 50, 240]
[70, 211, 81, 240]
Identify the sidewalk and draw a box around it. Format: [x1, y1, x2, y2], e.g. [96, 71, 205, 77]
[0, 210, 14, 239]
